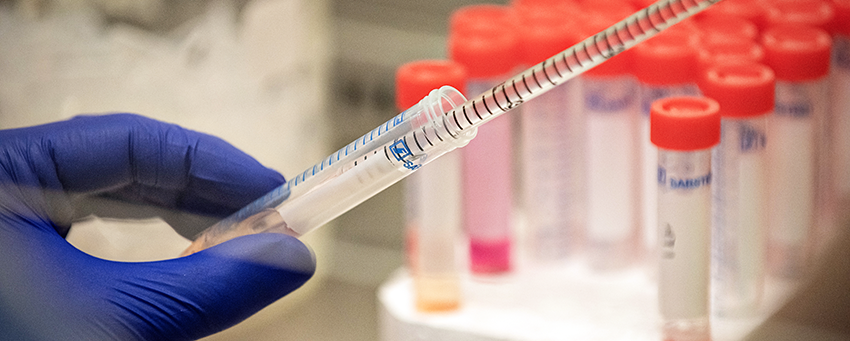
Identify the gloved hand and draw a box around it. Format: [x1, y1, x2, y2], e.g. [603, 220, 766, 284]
[0, 114, 315, 341]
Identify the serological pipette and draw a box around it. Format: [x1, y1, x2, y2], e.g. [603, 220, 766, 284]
[182, 0, 723, 255]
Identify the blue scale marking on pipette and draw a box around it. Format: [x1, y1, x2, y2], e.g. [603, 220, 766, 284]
[276, 109, 413, 195]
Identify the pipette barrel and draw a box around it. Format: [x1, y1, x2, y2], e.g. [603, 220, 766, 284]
[184, 87, 474, 253]
[184, 0, 723, 255]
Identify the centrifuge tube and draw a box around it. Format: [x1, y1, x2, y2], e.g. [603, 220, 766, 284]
[652, 96, 720, 341]
[700, 62, 774, 317]
[516, 7, 585, 265]
[762, 24, 832, 278]
[396, 60, 466, 312]
[634, 28, 701, 266]
[449, 5, 519, 275]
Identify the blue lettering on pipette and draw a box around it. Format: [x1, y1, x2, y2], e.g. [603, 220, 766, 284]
[390, 139, 421, 170]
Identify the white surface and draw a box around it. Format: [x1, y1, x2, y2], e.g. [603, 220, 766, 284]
[380, 265, 800, 341]
[381, 266, 660, 341]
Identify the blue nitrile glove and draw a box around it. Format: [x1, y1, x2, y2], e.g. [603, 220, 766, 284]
[0, 114, 315, 341]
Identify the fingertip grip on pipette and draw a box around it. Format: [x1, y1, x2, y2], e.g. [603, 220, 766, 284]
[181, 208, 298, 256]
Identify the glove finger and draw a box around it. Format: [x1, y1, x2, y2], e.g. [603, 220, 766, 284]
[1, 114, 285, 221]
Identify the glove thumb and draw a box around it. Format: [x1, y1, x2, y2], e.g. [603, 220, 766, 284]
[1, 232, 315, 341]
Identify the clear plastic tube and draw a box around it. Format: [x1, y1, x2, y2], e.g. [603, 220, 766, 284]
[762, 25, 832, 278]
[652, 96, 720, 341]
[658, 149, 713, 341]
[712, 117, 768, 316]
[766, 79, 827, 277]
[584, 75, 640, 269]
[634, 29, 701, 265]
[397, 59, 466, 312]
[183, 0, 722, 254]
[463, 78, 516, 274]
[520, 76, 584, 264]
[700, 62, 774, 317]
[409, 150, 464, 311]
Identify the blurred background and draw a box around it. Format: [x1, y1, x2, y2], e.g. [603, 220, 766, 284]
[2, 0, 849, 340]
[0, 0, 503, 340]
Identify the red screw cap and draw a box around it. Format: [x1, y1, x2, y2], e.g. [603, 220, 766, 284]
[448, 5, 521, 78]
[633, 29, 700, 85]
[700, 62, 775, 118]
[651, 96, 721, 151]
[695, 15, 759, 42]
[765, 0, 836, 32]
[762, 25, 832, 81]
[697, 39, 765, 72]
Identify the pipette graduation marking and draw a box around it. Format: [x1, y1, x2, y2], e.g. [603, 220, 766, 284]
[183, 0, 723, 255]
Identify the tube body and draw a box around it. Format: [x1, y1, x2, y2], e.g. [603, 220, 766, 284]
[463, 78, 515, 274]
[408, 149, 463, 311]
[711, 116, 767, 317]
[767, 79, 828, 278]
[584, 75, 640, 269]
[658, 149, 712, 341]
[521, 77, 584, 263]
